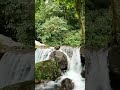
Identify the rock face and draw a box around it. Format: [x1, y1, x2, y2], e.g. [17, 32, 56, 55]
[80, 47, 86, 78]
[81, 66, 85, 78]
[108, 46, 120, 90]
[108, 47, 120, 75]
[60, 78, 74, 90]
[0, 51, 4, 60]
[49, 50, 68, 71]
[0, 34, 24, 52]
[2, 81, 34, 90]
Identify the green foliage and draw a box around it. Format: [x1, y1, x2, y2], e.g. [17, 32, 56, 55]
[40, 16, 70, 46]
[86, 9, 112, 47]
[1, 0, 34, 47]
[35, 0, 82, 46]
[64, 30, 80, 46]
[35, 60, 60, 81]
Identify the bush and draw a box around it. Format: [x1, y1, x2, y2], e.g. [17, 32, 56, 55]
[64, 30, 81, 46]
[86, 9, 112, 48]
[40, 16, 70, 46]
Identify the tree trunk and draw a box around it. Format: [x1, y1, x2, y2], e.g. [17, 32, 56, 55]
[75, 0, 85, 45]
[111, 0, 120, 45]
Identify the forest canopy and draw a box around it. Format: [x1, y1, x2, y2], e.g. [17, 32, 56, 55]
[35, 0, 83, 46]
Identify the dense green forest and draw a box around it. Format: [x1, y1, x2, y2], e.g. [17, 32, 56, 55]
[35, 0, 113, 47]
[35, 0, 85, 46]
[0, 0, 34, 48]
[0, 0, 120, 48]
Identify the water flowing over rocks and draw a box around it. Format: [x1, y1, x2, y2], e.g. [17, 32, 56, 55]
[0, 50, 34, 88]
[35, 47, 55, 63]
[35, 46, 85, 90]
[85, 48, 111, 90]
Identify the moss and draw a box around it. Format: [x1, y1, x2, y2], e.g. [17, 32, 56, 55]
[35, 60, 61, 81]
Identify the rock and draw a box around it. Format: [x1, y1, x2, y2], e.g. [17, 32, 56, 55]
[0, 34, 24, 52]
[54, 46, 60, 50]
[108, 46, 120, 89]
[60, 78, 74, 90]
[49, 51, 68, 71]
[81, 54, 85, 67]
[0, 51, 4, 60]
[2, 80, 34, 90]
[35, 60, 61, 81]
[108, 46, 120, 75]
[35, 40, 46, 48]
[81, 66, 85, 78]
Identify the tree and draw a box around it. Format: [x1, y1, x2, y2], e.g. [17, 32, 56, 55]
[1, 0, 34, 47]
[40, 16, 70, 46]
[111, 0, 120, 45]
[56, 0, 85, 44]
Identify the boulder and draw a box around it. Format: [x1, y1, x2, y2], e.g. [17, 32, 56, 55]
[0, 34, 24, 52]
[35, 40, 46, 48]
[60, 78, 74, 90]
[49, 51, 68, 71]
[35, 60, 61, 81]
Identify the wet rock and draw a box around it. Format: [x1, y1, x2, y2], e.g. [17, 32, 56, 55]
[81, 55, 85, 67]
[108, 46, 120, 75]
[54, 46, 60, 50]
[49, 51, 68, 71]
[81, 66, 85, 78]
[108, 46, 120, 89]
[35, 40, 46, 48]
[60, 78, 74, 90]
[0, 34, 24, 52]
[35, 60, 61, 81]
[0, 51, 4, 60]
[2, 80, 34, 90]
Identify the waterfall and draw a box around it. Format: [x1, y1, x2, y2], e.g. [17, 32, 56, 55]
[85, 49, 111, 90]
[35, 46, 85, 90]
[58, 47, 85, 90]
[0, 51, 34, 88]
[35, 47, 55, 63]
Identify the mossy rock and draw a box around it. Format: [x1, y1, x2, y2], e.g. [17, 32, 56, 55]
[35, 60, 61, 81]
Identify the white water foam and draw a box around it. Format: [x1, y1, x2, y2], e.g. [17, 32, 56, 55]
[35, 46, 85, 90]
[59, 47, 85, 90]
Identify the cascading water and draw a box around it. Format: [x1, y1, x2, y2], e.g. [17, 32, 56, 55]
[35, 47, 55, 63]
[58, 47, 85, 90]
[35, 46, 85, 90]
[85, 49, 111, 90]
[0, 51, 34, 88]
